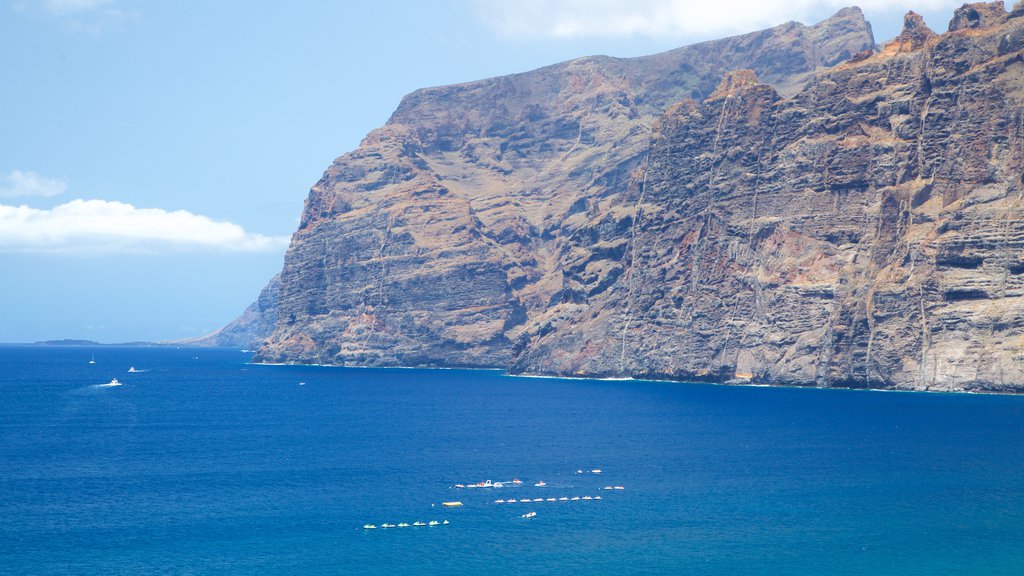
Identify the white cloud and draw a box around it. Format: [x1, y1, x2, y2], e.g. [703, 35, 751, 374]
[0, 170, 67, 198]
[474, 0, 964, 39]
[0, 199, 290, 253]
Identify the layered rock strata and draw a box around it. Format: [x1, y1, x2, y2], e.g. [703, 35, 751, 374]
[254, 8, 873, 367]
[247, 5, 1024, 392]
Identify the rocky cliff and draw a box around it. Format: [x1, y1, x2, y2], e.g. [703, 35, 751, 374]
[250, 4, 1024, 393]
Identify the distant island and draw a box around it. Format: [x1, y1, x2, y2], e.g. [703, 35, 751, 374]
[33, 339, 163, 347]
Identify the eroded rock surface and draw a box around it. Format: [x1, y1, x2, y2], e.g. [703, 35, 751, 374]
[254, 9, 873, 368]
[247, 5, 1024, 392]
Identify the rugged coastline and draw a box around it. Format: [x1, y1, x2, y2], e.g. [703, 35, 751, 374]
[208, 3, 1024, 394]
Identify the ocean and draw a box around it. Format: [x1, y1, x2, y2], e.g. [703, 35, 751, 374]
[1, 345, 1022, 575]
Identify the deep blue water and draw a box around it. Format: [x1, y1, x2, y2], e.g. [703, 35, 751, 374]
[1, 345, 1023, 575]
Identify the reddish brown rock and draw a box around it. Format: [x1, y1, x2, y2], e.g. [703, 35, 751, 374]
[890, 11, 937, 52]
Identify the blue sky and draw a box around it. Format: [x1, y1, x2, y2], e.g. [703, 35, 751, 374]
[0, 0, 974, 343]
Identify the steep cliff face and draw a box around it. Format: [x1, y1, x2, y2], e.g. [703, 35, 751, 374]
[252, 4, 1024, 392]
[180, 274, 280, 349]
[515, 2, 1024, 392]
[255, 8, 873, 367]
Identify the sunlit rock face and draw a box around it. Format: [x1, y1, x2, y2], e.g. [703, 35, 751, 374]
[246, 5, 1024, 392]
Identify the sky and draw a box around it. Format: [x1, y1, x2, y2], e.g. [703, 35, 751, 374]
[0, 0, 982, 343]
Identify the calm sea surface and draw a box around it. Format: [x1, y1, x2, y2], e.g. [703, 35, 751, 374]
[1, 345, 1022, 575]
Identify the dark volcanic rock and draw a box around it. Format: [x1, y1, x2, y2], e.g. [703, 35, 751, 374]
[252, 9, 873, 368]
[242, 6, 1024, 392]
[516, 5, 1024, 392]
[182, 275, 280, 349]
[948, 1, 1007, 31]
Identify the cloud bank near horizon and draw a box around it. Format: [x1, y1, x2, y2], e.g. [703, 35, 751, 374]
[0, 199, 290, 253]
[474, 0, 964, 39]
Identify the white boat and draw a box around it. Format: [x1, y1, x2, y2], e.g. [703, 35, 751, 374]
[594, 496, 602, 500]
[397, 523, 410, 528]
[363, 524, 377, 529]
[507, 499, 517, 503]
[98, 378, 122, 387]
[88, 355, 96, 365]
[546, 498, 556, 502]
[571, 497, 580, 501]
[428, 521, 439, 526]
[443, 520, 449, 525]
[494, 499, 505, 503]
[413, 521, 426, 527]
[381, 523, 395, 528]
[604, 486, 614, 490]
[442, 501, 463, 507]
[558, 497, 568, 501]
[128, 367, 138, 373]
[532, 498, 543, 502]
[582, 496, 593, 500]
[591, 469, 602, 474]
[614, 486, 624, 490]
[534, 481, 546, 487]
[521, 511, 536, 518]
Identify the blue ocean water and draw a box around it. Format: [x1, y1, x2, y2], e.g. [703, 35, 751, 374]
[1, 345, 1022, 575]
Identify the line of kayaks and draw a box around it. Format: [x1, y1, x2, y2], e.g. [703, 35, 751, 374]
[494, 495, 602, 503]
[363, 520, 449, 529]
[454, 479, 523, 488]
